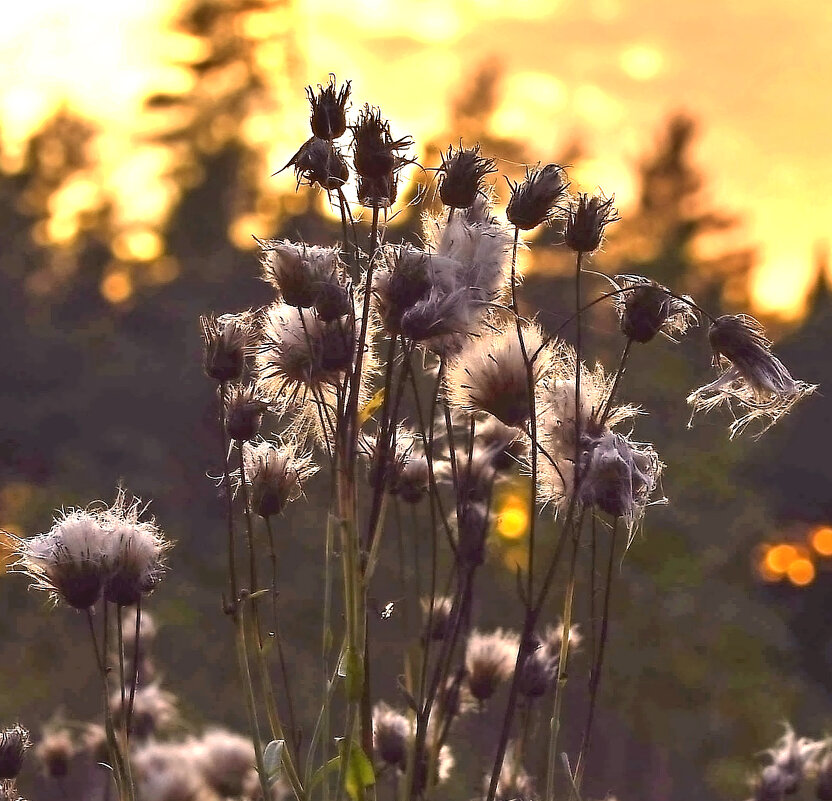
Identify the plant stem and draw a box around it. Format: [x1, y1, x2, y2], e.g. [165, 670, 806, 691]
[598, 339, 633, 427]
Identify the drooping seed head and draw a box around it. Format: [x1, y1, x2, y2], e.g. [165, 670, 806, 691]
[260, 241, 345, 310]
[372, 703, 410, 771]
[517, 635, 559, 699]
[421, 596, 454, 641]
[564, 192, 619, 254]
[306, 75, 351, 141]
[110, 683, 177, 740]
[35, 729, 74, 779]
[193, 729, 255, 798]
[506, 164, 568, 230]
[612, 275, 698, 343]
[438, 143, 496, 210]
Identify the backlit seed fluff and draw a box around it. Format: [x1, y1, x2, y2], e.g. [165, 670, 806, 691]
[306, 75, 350, 141]
[421, 595, 454, 641]
[475, 418, 527, 471]
[133, 742, 217, 801]
[465, 629, 519, 703]
[101, 494, 170, 607]
[687, 314, 817, 437]
[281, 136, 349, 191]
[194, 729, 255, 798]
[201, 312, 254, 383]
[0, 726, 29, 780]
[446, 322, 552, 428]
[564, 192, 619, 254]
[438, 143, 496, 210]
[612, 274, 698, 343]
[110, 684, 177, 740]
[372, 703, 410, 770]
[243, 439, 319, 518]
[15, 510, 109, 610]
[225, 384, 270, 442]
[506, 164, 568, 230]
[366, 428, 430, 503]
[351, 105, 412, 208]
[260, 241, 345, 309]
[35, 729, 74, 779]
[517, 635, 560, 699]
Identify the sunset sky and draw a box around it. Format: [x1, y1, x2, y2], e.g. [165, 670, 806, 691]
[1, 0, 830, 317]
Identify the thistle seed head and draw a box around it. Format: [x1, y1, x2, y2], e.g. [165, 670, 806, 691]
[81, 724, 109, 766]
[0, 726, 29, 780]
[133, 741, 217, 801]
[564, 192, 619, 254]
[475, 418, 527, 471]
[225, 384, 270, 443]
[446, 321, 552, 428]
[260, 241, 345, 310]
[282, 136, 349, 191]
[612, 275, 698, 343]
[306, 75, 351, 141]
[110, 683, 177, 740]
[351, 105, 412, 208]
[517, 635, 559, 699]
[465, 629, 519, 703]
[35, 729, 74, 779]
[101, 493, 170, 607]
[494, 742, 536, 801]
[16, 510, 109, 610]
[421, 595, 454, 641]
[194, 730, 255, 798]
[506, 164, 568, 230]
[201, 312, 254, 383]
[372, 703, 410, 771]
[438, 143, 496, 210]
[243, 439, 319, 518]
[688, 314, 817, 437]
[456, 501, 489, 568]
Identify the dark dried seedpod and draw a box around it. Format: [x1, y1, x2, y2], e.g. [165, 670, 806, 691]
[306, 75, 351, 141]
[506, 164, 567, 230]
[36, 730, 74, 779]
[313, 282, 351, 322]
[282, 137, 349, 191]
[457, 502, 489, 568]
[439, 143, 496, 209]
[708, 314, 772, 372]
[622, 284, 671, 343]
[351, 106, 412, 208]
[565, 192, 619, 254]
[201, 313, 252, 383]
[226, 385, 269, 442]
[0, 726, 30, 780]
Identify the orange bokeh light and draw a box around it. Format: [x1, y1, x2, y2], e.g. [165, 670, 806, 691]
[810, 525, 832, 557]
[764, 543, 798, 575]
[787, 557, 816, 587]
[497, 504, 528, 541]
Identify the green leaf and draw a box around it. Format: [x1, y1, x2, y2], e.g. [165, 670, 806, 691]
[263, 739, 284, 782]
[341, 741, 375, 801]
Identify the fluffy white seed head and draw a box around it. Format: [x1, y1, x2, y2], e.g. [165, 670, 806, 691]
[260, 240, 345, 309]
[464, 629, 519, 703]
[243, 439, 319, 518]
[193, 729, 255, 798]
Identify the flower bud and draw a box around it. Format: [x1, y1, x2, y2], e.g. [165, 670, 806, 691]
[351, 106, 412, 208]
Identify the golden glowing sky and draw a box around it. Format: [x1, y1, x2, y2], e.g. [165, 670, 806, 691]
[2, 0, 831, 316]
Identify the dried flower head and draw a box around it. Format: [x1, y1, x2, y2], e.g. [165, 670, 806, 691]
[15, 509, 109, 610]
[306, 75, 351, 141]
[421, 595, 454, 641]
[260, 241, 345, 309]
[243, 439, 319, 518]
[110, 683, 177, 740]
[412, 743, 455, 793]
[493, 742, 536, 801]
[517, 635, 560, 699]
[0, 727, 29, 780]
[815, 751, 832, 800]
[564, 192, 619, 254]
[35, 729, 74, 779]
[101, 494, 170, 606]
[506, 164, 568, 230]
[201, 312, 254, 383]
[579, 432, 663, 524]
[372, 703, 410, 770]
[80, 724, 109, 766]
[446, 321, 552, 428]
[194, 729, 255, 798]
[465, 629, 519, 703]
[374, 246, 437, 334]
[763, 724, 825, 795]
[351, 105, 412, 208]
[366, 427, 430, 503]
[438, 143, 496, 209]
[281, 136, 349, 191]
[225, 384, 270, 442]
[687, 314, 817, 437]
[612, 275, 698, 343]
[133, 742, 218, 801]
[475, 418, 527, 471]
[257, 303, 357, 393]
